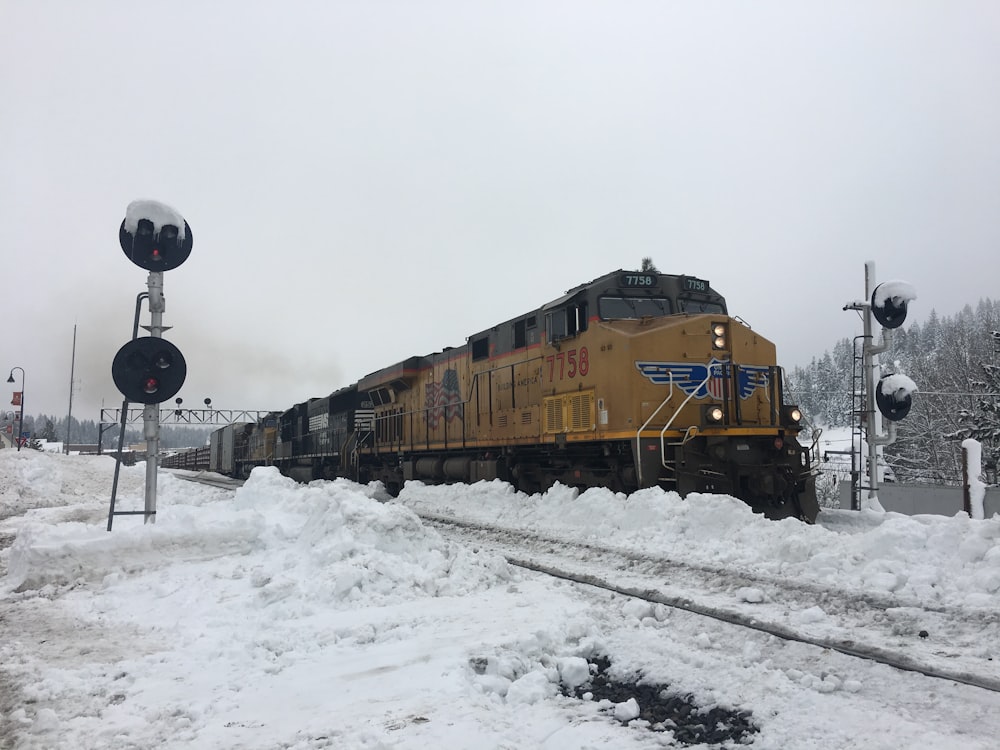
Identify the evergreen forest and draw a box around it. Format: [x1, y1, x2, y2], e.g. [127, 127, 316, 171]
[788, 298, 1000, 486]
[2, 413, 210, 452]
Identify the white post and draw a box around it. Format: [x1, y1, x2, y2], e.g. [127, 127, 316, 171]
[861, 262, 885, 511]
[143, 271, 166, 523]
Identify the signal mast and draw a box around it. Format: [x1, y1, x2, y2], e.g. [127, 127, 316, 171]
[108, 200, 192, 529]
[843, 261, 917, 510]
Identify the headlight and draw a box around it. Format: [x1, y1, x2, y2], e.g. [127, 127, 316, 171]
[781, 405, 803, 425]
[702, 404, 724, 424]
[711, 322, 727, 350]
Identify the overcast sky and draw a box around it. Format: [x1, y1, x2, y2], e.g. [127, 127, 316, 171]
[2, 1, 998, 421]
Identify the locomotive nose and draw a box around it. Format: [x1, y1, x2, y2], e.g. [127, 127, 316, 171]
[748, 471, 789, 501]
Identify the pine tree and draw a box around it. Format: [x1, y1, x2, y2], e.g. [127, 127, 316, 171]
[39, 417, 58, 442]
[950, 361, 1000, 483]
[640, 257, 659, 273]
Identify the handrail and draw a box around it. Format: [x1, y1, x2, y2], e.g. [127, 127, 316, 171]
[633, 369, 711, 485]
[658, 371, 711, 469]
[635, 376, 674, 485]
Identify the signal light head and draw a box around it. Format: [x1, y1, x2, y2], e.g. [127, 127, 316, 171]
[120, 201, 193, 271]
[112, 337, 187, 404]
[876, 374, 917, 422]
[871, 281, 916, 330]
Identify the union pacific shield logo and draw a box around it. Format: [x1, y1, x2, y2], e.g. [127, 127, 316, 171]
[635, 358, 770, 400]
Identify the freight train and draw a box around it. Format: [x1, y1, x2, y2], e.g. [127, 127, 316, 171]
[163, 270, 820, 521]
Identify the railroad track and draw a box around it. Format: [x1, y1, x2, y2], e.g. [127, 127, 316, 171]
[168, 473, 1000, 694]
[420, 513, 1000, 694]
[167, 471, 245, 490]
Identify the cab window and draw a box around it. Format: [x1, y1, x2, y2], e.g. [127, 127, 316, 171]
[598, 296, 673, 319]
[546, 303, 588, 343]
[679, 299, 726, 315]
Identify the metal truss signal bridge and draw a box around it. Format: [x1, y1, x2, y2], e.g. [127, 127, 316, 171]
[100, 407, 273, 429]
[98, 407, 274, 455]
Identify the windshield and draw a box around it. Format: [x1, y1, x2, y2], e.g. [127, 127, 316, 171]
[679, 298, 726, 315]
[598, 296, 673, 319]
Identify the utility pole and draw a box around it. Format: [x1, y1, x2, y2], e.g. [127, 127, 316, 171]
[66, 324, 77, 454]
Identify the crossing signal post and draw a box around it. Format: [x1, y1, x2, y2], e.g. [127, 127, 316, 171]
[108, 200, 191, 529]
[843, 262, 918, 510]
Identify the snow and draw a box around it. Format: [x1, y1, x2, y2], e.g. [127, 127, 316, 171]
[123, 199, 187, 239]
[879, 372, 918, 399]
[3, 449, 1000, 749]
[872, 280, 918, 307]
[964, 438, 987, 520]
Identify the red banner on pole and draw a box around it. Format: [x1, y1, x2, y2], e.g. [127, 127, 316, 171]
[11, 392, 21, 406]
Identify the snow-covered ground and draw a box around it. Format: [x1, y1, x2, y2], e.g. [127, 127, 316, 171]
[2, 449, 1000, 749]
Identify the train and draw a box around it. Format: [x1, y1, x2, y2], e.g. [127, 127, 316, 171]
[162, 269, 820, 522]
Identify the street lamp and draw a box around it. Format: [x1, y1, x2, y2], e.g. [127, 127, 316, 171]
[7, 367, 25, 452]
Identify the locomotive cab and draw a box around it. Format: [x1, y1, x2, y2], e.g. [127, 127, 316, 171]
[535, 270, 818, 521]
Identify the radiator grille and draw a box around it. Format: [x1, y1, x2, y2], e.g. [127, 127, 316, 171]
[543, 391, 595, 434]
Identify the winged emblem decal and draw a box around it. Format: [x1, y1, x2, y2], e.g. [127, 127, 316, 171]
[635, 358, 770, 400]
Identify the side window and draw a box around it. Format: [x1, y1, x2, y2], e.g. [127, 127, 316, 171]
[545, 311, 567, 343]
[566, 307, 579, 337]
[368, 387, 393, 406]
[547, 304, 587, 343]
[514, 320, 526, 349]
[471, 336, 490, 361]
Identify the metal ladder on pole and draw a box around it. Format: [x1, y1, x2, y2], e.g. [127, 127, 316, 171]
[850, 335, 867, 511]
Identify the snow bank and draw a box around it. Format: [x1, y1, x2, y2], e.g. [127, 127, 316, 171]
[6, 465, 512, 603]
[4, 448, 1000, 749]
[398, 480, 1000, 608]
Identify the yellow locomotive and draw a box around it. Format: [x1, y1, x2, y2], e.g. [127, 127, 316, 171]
[199, 270, 818, 521]
[328, 269, 818, 521]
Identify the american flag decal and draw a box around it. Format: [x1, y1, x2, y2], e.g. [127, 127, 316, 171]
[635, 358, 769, 401]
[426, 369, 464, 428]
[736, 365, 770, 399]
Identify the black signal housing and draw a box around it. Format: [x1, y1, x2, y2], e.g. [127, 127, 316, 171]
[112, 337, 187, 404]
